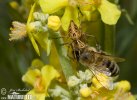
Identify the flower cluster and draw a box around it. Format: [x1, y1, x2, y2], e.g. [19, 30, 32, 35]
[22, 59, 60, 100]
[9, 0, 121, 56]
[23, 62, 135, 100]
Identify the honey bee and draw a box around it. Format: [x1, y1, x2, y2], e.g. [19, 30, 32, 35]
[79, 46, 125, 89]
[79, 46, 125, 77]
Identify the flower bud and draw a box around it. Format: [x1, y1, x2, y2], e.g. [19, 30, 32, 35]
[80, 87, 92, 97]
[9, 1, 19, 10]
[115, 80, 131, 92]
[47, 16, 61, 31]
[33, 12, 49, 23]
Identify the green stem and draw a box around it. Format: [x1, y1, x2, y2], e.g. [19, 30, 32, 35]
[49, 30, 74, 81]
[104, 25, 115, 54]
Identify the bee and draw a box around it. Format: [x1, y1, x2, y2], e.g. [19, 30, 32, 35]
[76, 46, 125, 89]
[79, 46, 125, 77]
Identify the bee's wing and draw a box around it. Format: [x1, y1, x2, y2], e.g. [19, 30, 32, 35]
[104, 55, 125, 62]
[88, 65, 113, 90]
[95, 52, 125, 62]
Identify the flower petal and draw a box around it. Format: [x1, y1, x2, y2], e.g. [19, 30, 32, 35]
[48, 16, 61, 31]
[41, 65, 60, 95]
[27, 3, 40, 56]
[92, 73, 113, 90]
[39, 0, 68, 14]
[29, 33, 40, 56]
[98, 0, 121, 25]
[22, 69, 41, 86]
[114, 80, 131, 92]
[61, 6, 80, 31]
[30, 59, 44, 69]
[80, 87, 92, 97]
[33, 32, 51, 56]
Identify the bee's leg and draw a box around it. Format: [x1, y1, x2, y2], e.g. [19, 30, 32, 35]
[85, 34, 102, 52]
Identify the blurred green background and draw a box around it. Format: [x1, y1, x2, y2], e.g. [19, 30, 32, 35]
[0, 0, 137, 94]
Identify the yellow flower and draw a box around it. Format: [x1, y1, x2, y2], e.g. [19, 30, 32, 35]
[22, 63, 60, 100]
[80, 87, 92, 97]
[114, 80, 131, 92]
[48, 16, 61, 31]
[97, 0, 121, 25]
[26, 3, 52, 56]
[79, 0, 121, 24]
[9, 1, 19, 10]
[9, 21, 27, 41]
[39, 0, 68, 14]
[39, 0, 80, 31]
[38, 0, 121, 32]
[91, 73, 113, 90]
[26, 3, 40, 55]
[61, 6, 80, 31]
[90, 79, 135, 100]
[30, 59, 44, 69]
[80, 0, 121, 24]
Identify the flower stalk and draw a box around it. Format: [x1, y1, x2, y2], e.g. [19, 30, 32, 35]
[104, 25, 115, 54]
[49, 30, 74, 81]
